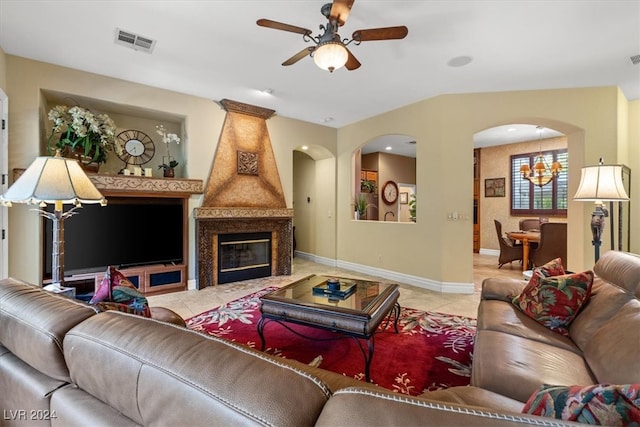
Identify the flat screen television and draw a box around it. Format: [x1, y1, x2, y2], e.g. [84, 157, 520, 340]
[43, 197, 184, 279]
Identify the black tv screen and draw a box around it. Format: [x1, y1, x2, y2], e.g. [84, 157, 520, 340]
[43, 197, 184, 278]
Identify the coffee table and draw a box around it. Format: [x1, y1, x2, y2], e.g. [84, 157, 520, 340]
[257, 274, 400, 382]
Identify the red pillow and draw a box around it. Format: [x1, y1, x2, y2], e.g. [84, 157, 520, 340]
[512, 270, 593, 336]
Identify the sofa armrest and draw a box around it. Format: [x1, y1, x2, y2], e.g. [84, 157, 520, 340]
[481, 278, 525, 302]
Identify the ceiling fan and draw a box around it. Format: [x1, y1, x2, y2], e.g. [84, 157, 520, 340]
[257, 0, 408, 72]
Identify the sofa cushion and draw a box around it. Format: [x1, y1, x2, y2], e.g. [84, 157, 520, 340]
[593, 251, 640, 296]
[570, 278, 635, 350]
[421, 385, 525, 413]
[522, 383, 640, 425]
[316, 388, 559, 427]
[64, 311, 332, 426]
[90, 266, 151, 317]
[477, 300, 580, 354]
[471, 330, 596, 403]
[512, 270, 594, 336]
[0, 277, 97, 381]
[584, 299, 640, 384]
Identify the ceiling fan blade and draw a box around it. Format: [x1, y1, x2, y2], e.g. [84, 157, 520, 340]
[344, 47, 361, 71]
[257, 18, 312, 36]
[282, 47, 314, 66]
[330, 0, 355, 26]
[352, 26, 408, 42]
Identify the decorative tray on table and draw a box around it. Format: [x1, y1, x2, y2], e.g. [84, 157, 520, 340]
[312, 278, 357, 299]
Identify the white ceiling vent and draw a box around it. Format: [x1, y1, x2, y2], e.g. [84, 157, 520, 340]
[115, 28, 156, 53]
[631, 55, 640, 65]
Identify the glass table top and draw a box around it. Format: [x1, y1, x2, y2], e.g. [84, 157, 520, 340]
[261, 274, 397, 313]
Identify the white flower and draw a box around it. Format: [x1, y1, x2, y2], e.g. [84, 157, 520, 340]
[156, 125, 181, 145]
[47, 105, 121, 163]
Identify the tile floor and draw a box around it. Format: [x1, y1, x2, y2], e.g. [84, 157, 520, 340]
[147, 253, 525, 320]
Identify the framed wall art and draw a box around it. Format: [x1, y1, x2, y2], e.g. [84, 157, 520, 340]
[400, 192, 408, 204]
[485, 177, 505, 197]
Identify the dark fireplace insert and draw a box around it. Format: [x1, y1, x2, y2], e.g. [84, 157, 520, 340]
[218, 232, 272, 284]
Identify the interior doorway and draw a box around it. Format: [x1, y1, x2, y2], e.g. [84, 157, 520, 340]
[0, 89, 7, 279]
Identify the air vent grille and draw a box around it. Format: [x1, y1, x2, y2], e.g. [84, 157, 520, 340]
[631, 55, 640, 65]
[115, 28, 156, 53]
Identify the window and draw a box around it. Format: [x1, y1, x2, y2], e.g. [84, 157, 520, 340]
[511, 149, 568, 216]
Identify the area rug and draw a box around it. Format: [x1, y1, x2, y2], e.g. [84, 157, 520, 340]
[186, 287, 476, 396]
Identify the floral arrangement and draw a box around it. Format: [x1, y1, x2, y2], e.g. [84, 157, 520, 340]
[156, 124, 181, 170]
[47, 105, 121, 164]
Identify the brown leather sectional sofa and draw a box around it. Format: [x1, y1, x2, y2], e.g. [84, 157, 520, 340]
[6, 251, 638, 425]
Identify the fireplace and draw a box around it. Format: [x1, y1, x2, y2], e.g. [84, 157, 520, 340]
[195, 208, 293, 288]
[194, 99, 292, 288]
[218, 232, 271, 284]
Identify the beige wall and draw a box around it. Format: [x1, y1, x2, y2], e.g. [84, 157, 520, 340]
[480, 136, 567, 251]
[4, 56, 336, 284]
[0, 46, 6, 90]
[630, 99, 640, 254]
[3, 52, 638, 290]
[338, 87, 632, 287]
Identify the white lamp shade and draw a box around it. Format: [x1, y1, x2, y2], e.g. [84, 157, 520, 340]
[573, 164, 629, 201]
[313, 41, 348, 72]
[0, 155, 105, 205]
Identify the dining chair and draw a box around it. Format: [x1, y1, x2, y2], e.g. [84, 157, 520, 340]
[494, 219, 523, 268]
[519, 218, 540, 231]
[529, 222, 567, 268]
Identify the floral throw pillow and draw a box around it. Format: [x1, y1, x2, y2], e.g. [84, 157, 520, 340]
[508, 257, 566, 301]
[512, 270, 593, 336]
[523, 384, 640, 425]
[90, 266, 151, 317]
[529, 257, 566, 287]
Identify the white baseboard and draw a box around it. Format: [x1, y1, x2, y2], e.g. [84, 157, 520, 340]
[294, 251, 473, 294]
[479, 248, 499, 257]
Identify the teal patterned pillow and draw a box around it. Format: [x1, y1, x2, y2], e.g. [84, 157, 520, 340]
[90, 266, 151, 317]
[523, 384, 640, 425]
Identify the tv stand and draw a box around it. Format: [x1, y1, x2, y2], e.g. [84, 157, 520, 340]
[33, 173, 203, 297]
[45, 264, 187, 298]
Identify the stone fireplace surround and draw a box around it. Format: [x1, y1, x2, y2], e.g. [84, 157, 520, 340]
[195, 208, 293, 288]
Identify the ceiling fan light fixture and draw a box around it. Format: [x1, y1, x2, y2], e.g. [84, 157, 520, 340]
[313, 41, 348, 72]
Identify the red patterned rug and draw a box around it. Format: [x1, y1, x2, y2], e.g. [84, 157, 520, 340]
[186, 287, 476, 396]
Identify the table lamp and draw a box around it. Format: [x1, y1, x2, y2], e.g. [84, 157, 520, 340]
[573, 159, 629, 262]
[0, 150, 106, 288]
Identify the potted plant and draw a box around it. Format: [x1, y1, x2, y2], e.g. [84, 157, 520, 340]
[360, 179, 376, 193]
[158, 159, 179, 178]
[409, 193, 416, 222]
[354, 193, 375, 220]
[156, 125, 181, 177]
[47, 105, 121, 171]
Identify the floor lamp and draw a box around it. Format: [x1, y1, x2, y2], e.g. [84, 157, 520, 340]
[573, 159, 629, 262]
[0, 151, 106, 288]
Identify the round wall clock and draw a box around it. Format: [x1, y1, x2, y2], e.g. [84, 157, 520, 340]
[116, 129, 155, 166]
[381, 180, 399, 205]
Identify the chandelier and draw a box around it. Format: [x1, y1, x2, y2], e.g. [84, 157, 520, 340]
[519, 126, 562, 187]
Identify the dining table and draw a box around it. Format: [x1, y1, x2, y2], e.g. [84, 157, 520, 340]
[506, 230, 541, 271]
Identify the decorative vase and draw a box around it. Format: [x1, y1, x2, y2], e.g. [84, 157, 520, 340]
[163, 168, 175, 178]
[62, 145, 100, 173]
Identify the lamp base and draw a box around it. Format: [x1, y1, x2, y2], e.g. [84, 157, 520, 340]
[590, 203, 608, 263]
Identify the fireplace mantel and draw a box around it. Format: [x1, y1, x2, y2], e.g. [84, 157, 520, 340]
[89, 174, 203, 197]
[13, 169, 203, 198]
